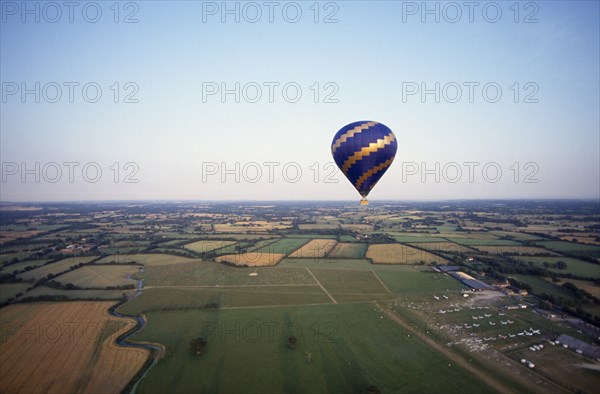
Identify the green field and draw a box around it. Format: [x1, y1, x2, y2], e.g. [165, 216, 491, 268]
[327, 243, 367, 259]
[96, 253, 197, 266]
[138, 261, 315, 287]
[450, 238, 522, 246]
[20, 286, 129, 300]
[279, 258, 374, 270]
[127, 304, 492, 394]
[184, 240, 236, 253]
[518, 257, 600, 279]
[0, 259, 51, 274]
[120, 286, 331, 314]
[54, 265, 139, 288]
[0, 283, 31, 303]
[534, 240, 600, 256]
[377, 271, 465, 295]
[17, 256, 97, 280]
[253, 238, 311, 255]
[511, 274, 576, 300]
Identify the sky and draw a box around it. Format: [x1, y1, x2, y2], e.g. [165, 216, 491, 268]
[1, 0, 599, 202]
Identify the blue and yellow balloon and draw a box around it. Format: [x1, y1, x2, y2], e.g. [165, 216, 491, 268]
[331, 121, 397, 205]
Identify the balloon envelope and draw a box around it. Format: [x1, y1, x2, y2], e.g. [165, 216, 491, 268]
[331, 121, 397, 199]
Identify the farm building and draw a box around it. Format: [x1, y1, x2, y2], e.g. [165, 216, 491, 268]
[556, 334, 600, 359]
[448, 271, 493, 291]
[434, 266, 461, 273]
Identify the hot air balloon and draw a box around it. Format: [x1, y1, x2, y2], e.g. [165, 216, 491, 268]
[331, 121, 397, 205]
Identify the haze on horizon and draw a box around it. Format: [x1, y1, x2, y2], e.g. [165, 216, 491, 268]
[1, 1, 599, 202]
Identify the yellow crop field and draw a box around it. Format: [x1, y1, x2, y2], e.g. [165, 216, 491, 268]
[183, 240, 236, 253]
[0, 301, 149, 394]
[366, 244, 447, 264]
[288, 239, 337, 258]
[216, 252, 285, 267]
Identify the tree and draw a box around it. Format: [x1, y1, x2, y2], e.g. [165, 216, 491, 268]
[556, 261, 568, 270]
[190, 338, 207, 356]
[288, 336, 297, 349]
[364, 385, 381, 394]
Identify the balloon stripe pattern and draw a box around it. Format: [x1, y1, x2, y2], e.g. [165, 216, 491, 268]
[331, 121, 398, 198]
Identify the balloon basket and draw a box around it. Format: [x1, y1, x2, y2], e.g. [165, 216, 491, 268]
[359, 198, 369, 206]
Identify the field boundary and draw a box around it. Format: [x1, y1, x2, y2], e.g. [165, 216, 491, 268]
[305, 267, 337, 304]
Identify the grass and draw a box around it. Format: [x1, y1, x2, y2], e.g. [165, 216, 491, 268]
[327, 243, 367, 259]
[253, 238, 311, 255]
[183, 240, 236, 253]
[449, 238, 522, 246]
[511, 274, 576, 300]
[215, 253, 285, 267]
[120, 286, 332, 314]
[517, 257, 600, 279]
[19, 286, 129, 300]
[17, 256, 97, 281]
[473, 246, 559, 256]
[366, 244, 449, 264]
[96, 253, 197, 266]
[509, 345, 599, 393]
[0, 259, 51, 274]
[310, 268, 389, 296]
[138, 261, 315, 287]
[409, 242, 474, 255]
[534, 240, 600, 257]
[0, 283, 31, 303]
[126, 303, 492, 394]
[53, 265, 139, 288]
[279, 258, 374, 270]
[376, 271, 466, 295]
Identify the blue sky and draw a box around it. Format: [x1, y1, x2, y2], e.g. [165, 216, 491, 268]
[1, 0, 598, 201]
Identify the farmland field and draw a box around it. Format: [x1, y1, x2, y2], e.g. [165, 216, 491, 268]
[127, 303, 491, 394]
[534, 241, 600, 257]
[17, 256, 97, 281]
[54, 265, 139, 288]
[0, 302, 148, 394]
[0, 259, 51, 274]
[449, 238, 521, 246]
[215, 252, 285, 267]
[327, 243, 367, 258]
[0, 283, 30, 303]
[253, 238, 311, 255]
[288, 239, 337, 259]
[96, 253, 197, 266]
[19, 286, 130, 300]
[517, 257, 600, 279]
[138, 261, 315, 287]
[473, 246, 559, 256]
[409, 242, 474, 255]
[366, 244, 448, 264]
[184, 240, 236, 253]
[120, 285, 331, 314]
[509, 346, 598, 393]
